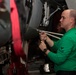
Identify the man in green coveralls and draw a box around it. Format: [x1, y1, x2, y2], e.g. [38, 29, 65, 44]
[39, 9, 76, 75]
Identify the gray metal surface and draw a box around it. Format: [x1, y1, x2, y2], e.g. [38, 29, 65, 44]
[65, 0, 76, 9]
[29, 70, 56, 75]
[25, 0, 43, 40]
[0, 11, 11, 47]
[4, 0, 10, 12]
[28, 60, 55, 75]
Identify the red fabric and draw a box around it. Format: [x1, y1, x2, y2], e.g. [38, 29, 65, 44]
[0, 0, 2, 3]
[9, 0, 29, 75]
[7, 52, 29, 75]
[7, 62, 29, 75]
[10, 0, 26, 58]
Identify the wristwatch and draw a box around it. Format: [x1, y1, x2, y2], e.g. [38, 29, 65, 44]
[43, 48, 48, 53]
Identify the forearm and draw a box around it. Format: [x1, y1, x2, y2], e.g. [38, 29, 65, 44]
[39, 41, 64, 64]
[45, 36, 54, 47]
[42, 49, 59, 64]
[44, 49, 66, 65]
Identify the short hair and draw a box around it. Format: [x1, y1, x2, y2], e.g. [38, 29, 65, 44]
[70, 9, 76, 25]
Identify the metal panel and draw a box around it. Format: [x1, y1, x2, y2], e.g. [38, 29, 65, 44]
[65, 0, 76, 9]
[25, 0, 43, 40]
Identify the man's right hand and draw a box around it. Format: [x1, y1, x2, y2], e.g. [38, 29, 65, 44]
[39, 32, 47, 41]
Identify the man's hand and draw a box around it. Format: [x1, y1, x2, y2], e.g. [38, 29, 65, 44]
[39, 41, 47, 51]
[39, 32, 47, 41]
[39, 32, 54, 47]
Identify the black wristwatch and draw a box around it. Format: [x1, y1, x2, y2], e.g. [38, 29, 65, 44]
[43, 48, 48, 53]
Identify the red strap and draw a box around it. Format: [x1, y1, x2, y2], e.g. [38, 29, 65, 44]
[10, 0, 26, 58]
